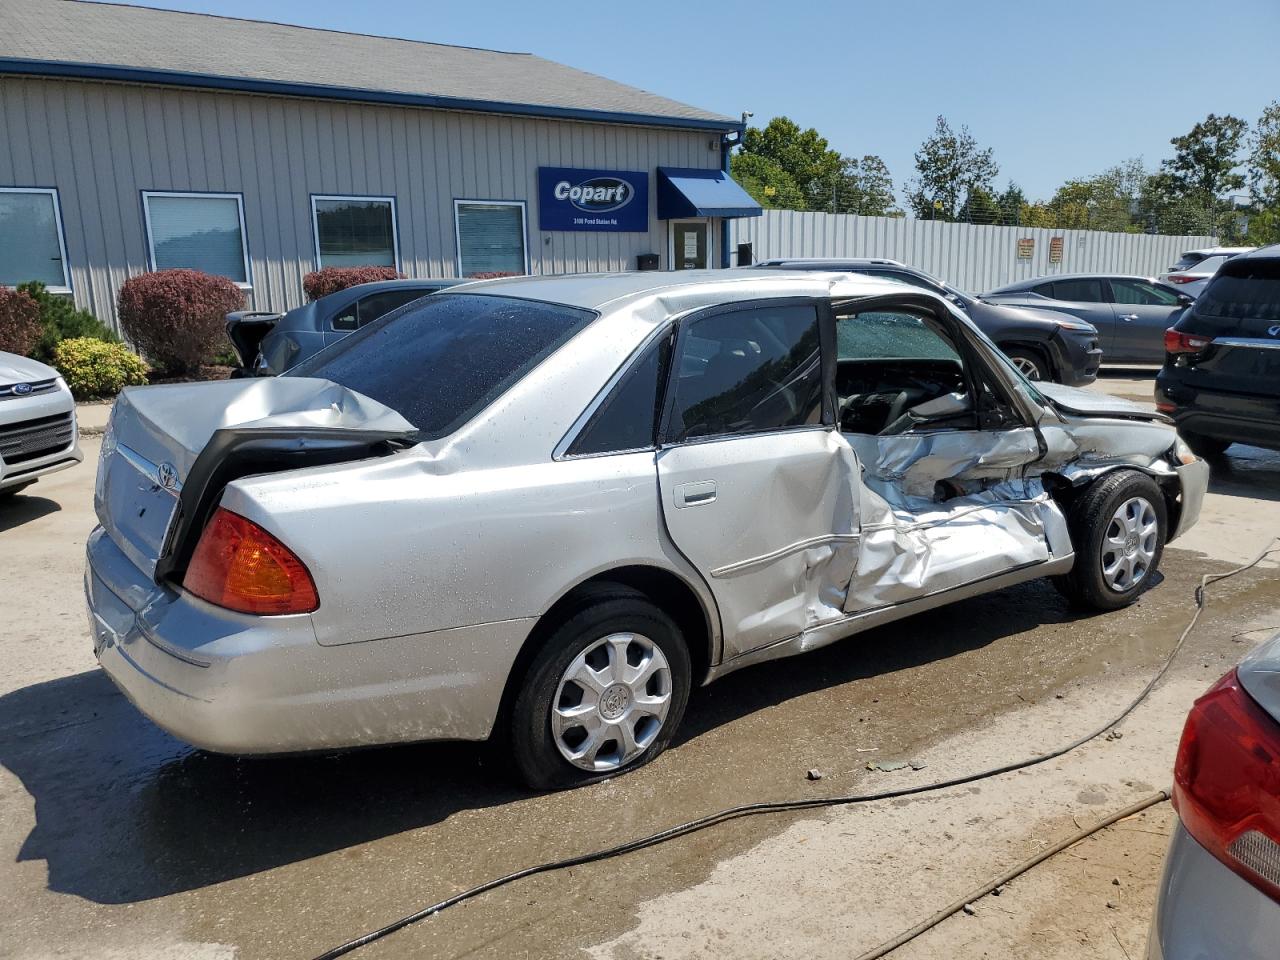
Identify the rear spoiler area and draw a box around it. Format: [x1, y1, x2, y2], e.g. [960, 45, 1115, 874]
[225, 310, 284, 371]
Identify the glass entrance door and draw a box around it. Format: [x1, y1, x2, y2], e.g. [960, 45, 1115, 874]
[671, 221, 709, 270]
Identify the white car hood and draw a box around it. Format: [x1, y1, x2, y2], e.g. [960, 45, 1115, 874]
[0, 351, 57, 385]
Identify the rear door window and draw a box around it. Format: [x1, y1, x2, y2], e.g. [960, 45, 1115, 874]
[1051, 278, 1105, 302]
[664, 304, 823, 442]
[292, 293, 596, 439]
[568, 333, 670, 456]
[357, 288, 431, 326]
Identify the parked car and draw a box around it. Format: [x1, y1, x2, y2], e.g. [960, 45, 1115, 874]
[1147, 632, 1280, 960]
[984, 274, 1193, 364]
[1158, 246, 1255, 298]
[753, 258, 1102, 384]
[0, 352, 82, 499]
[226, 278, 461, 375]
[1155, 245, 1280, 458]
[87, 271, 1208, 790]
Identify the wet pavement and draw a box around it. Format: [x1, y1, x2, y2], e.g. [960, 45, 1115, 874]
[2, 397, 1279, 959]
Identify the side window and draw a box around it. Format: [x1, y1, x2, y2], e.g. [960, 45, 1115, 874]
[1110, 279, 1180, 306]
[665, 304, 823, 442]
[568, 333, 670, 456]
[358, 289, 429, 326]
[835, 309, 970, 435]
[331, 299, 359, 331]
[1031, 282, 1056, 297]
[1051, 278, 1105, 302]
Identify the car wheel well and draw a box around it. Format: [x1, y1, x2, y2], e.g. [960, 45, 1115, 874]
[998, 341, 1054, 378]
[492, 566, 714, 739]
[1044, 468, 1182, 533]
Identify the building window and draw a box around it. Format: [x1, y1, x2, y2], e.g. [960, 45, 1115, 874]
[142, 191, 250, 285]
[311, 196, 399, 270]
[0, 188, 71, 292]
[454, 200, 528, 278]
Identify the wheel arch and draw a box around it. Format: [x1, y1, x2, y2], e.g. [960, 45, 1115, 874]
[492, 564, 718, 739]
[1042, 464, 1181, 534]
[998, 340, 1055, 380]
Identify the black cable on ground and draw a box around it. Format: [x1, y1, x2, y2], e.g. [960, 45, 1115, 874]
[851, 790, 1171, 960]
[311, 538, 1279, 960]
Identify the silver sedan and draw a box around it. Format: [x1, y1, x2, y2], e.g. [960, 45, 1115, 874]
[86, 272, 1209, 789]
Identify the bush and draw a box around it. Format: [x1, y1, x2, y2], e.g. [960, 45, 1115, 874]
[0, 288, 42, 356]
[303, 266, 404, 301]
[53, 338, 150, 399]
[117, 269, 244, 375]
[17, 281, 117, 363]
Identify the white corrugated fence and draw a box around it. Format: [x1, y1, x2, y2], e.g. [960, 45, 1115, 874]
[729, 210, 1217, 293]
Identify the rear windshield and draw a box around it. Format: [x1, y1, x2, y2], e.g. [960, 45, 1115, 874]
[1171, 253, 1207, 270]
[289, 293, 596, 439]
[1185, 261, 1280, 336]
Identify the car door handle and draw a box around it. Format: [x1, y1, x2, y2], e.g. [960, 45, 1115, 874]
[1119, 313, 1139, 321]
[674, 480, 717, 508]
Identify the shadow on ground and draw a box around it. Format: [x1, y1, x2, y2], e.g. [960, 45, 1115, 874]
[0, 575, 1089, 907]
[1208, 446, 1280, 503]
[0, 494, 61, 533]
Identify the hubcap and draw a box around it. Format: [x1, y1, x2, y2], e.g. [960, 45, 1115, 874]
[551, 632, 672, 772]
[1011, 356, 1042, 380]
[1101, 497, 1158, 592]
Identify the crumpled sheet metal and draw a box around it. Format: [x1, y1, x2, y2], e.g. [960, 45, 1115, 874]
[113, 377, 416, 477]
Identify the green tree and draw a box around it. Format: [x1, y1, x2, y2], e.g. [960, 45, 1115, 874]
[832, 154, 898, 216]
[1248, 101, 1280, 209]
[996, 183, 1026, 225]
[906, 116, 999, 220]
[1162, 113, 1248, 199]
[729, 151, 806, 209]
[738, 116, 843, 210]
[960, 186, 1002, 224]
[1044, 159, 1147, 232]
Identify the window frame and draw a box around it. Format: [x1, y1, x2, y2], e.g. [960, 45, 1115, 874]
[656, 296, 835, 448]
[0, 186, 72, 294]
[453, 199, 530, 278]
[141, 190, 252, 289]
[309, 194, 401, 272]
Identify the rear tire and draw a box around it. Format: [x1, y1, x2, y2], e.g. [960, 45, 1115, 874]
[1053, 470, 1167, 611]
[1182, 431, 1230, 459]
[1003, 346, 1051, 382]
[510, 588, 691, 791]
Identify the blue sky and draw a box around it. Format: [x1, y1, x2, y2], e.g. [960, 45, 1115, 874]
[102, 0, 1280, 203]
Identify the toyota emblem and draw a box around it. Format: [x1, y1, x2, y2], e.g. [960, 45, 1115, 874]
[157, 462, 179, 490]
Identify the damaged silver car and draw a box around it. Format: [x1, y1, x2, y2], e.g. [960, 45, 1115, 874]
[85, 272, 1209, 789]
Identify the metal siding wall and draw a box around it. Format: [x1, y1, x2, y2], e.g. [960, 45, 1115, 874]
[0, 75, 718, 327]
[731, 210, 1217, 293]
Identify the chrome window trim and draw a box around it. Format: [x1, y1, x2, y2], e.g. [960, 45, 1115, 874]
[1215, 337, 1280, 351]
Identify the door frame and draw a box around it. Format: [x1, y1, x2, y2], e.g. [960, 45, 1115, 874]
[667, 218, 715, 271]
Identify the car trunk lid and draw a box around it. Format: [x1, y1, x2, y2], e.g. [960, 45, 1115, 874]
[1237, 632, 1280, 727]
[96, 377, 416, 580]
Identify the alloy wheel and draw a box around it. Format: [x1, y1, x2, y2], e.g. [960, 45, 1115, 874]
[1101, 496, 1158, 592]
[551, 632, 672, 772]
[1011, 355, 1042, 380]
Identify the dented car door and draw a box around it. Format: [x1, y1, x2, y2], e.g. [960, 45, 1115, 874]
[656, 299, 863, 660]
[833, 299, 1056, 611]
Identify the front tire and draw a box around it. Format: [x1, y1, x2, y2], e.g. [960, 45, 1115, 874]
[1003, 346, 1051, 382]
[1054, 470, 1167, 611]
[510, 589, 691, 790]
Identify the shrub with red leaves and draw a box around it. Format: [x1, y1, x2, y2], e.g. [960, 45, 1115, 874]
[117, 270, 245, 376]
[303, 266, 405, 301]
[0, 287, 43, 357]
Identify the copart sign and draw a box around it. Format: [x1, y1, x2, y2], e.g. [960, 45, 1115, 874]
[538, 167, 649, 232]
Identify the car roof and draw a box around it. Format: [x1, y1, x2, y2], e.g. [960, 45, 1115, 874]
[754, 257, 910, 269]
[1181, 247, 1255, 256]
[445, 269, 910, 312]
[321, 278, 462, 299]
[1225, 244, 1280, 263]
[989, 273, 1162, 292]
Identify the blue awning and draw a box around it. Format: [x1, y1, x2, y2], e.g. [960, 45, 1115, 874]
[656, 167, 763, 220]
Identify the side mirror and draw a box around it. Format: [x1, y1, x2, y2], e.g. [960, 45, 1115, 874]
[1177, 294, 1193, 306]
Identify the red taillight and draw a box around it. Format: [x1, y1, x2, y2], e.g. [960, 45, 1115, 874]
[184, 507, 318, 615]
[1173, 669, 1280, 903]
[1164, 329, 1211, 355]
[1166, 273, 1200, 284]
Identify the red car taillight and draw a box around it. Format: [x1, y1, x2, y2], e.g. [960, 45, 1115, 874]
[184, 507, 319, 615]
[1164, 329, 1212, 355]
[1173, 669, 1280, 903]
[1166, 273, 1200, 284]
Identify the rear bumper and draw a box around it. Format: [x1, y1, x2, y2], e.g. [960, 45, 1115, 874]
[86, 526, 533, 753]
[1147, 821, 1280, 960]
[1156, 374, 1280, 451]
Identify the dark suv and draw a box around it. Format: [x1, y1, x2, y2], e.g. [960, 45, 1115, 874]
[753, 258, 1102, 385]
[1156, 245, 1280, 457]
